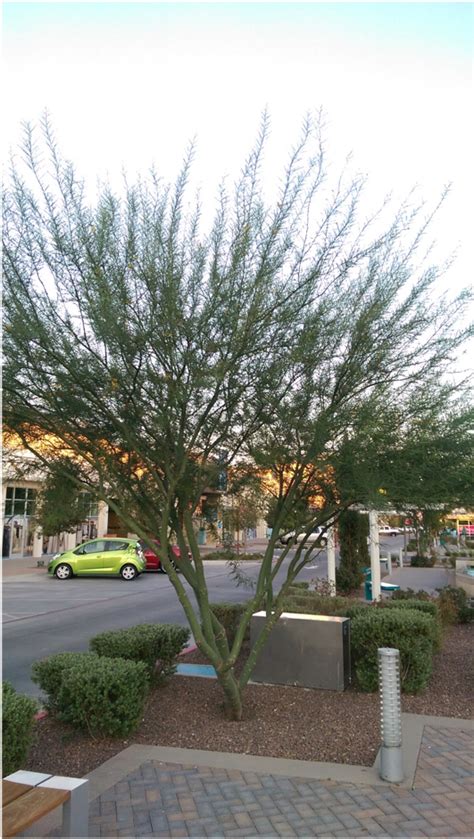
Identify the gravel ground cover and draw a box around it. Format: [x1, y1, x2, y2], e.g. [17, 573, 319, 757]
[25, 624, 472, 779]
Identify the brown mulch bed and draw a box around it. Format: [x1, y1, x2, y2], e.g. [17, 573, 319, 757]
[25, 624, 473, 779]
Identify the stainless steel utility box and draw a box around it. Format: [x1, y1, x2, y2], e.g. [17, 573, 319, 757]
[250, 611, 351, 691]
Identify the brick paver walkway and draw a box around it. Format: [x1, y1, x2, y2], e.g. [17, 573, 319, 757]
[88, 726, 473, 837]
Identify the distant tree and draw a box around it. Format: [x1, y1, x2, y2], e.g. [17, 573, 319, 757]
[34, 460, 88, 538]
[3, 113, 472, 719]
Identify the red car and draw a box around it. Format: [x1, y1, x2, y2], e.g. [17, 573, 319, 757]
[140, 540, 183, 573]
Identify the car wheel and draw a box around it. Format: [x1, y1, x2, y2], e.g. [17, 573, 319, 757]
[55, 563, 73, 580]
[319, 538, 328, 548]
[120, 563, 138, 581]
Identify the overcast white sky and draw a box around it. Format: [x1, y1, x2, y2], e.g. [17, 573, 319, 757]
[3, 1, 473, 302]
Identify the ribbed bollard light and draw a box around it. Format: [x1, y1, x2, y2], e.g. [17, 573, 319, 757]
[378, 647, 404, 783]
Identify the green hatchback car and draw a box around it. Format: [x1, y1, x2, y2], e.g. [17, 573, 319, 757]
[48, 538, 145, 581]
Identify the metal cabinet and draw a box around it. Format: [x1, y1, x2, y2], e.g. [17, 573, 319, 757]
[250, 611, 351, 691]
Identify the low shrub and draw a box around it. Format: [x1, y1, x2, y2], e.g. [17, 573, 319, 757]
[382, 600, 442, 649]
[208, 603, 248, 647]
[281, 593, 360, 616]
[391, 588, 432, 601]
[90, 624, 190, 683]
[410, 555, 436, 568]
[31, 652, 98, 709]
[406, 539, 418, 552]
[57, 656, 149, 737]
[2, 682, 38, 776]
[207, 550, 264, 561]
[351, 609, 436, 694]
[289, 581, 310, 590]
[437, 586, 474, 624]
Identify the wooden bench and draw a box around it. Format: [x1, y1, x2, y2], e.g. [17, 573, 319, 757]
[2, 771, 88, 837]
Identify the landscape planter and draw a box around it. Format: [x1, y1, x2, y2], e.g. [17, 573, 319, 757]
[250, 611, 351, 691]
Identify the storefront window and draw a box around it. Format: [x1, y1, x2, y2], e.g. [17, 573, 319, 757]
[4, 486, 37, 516]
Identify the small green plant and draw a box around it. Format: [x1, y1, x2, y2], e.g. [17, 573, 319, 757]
[31, 652, 98, 709]
[2, 682, 38, 776]
[90, 624, 190, 683]
[351, 609, 436, 694]
[56, 656, 149, 736]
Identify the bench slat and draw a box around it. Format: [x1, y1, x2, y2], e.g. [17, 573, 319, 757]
[2, 781, 33, 806]
[2, 786, 70, 837]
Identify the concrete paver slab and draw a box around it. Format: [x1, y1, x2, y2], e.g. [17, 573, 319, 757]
[75, 718, 472, 837]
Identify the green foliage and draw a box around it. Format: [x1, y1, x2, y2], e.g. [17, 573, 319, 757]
[381, 600, 442, 649]
[336, 564, 364, 594]
[207, 550, 265, 562]
[391, 587, 432, 601]
[288, 581, 310, 591]
[2, 682, 38, 776]
[4, 115, 472, 721]
[31, 652, 98, 709]
[34, 459, 94, 536]
[336, 511, 368, 593]
[410, 554, 436, 567]
[209, 603, 248, 646]
[281, 592, 363, 617]
[351, 609, 435, 693]
[437, 586, 474, 624]
[89, 624, 190, 683]
[56, 656, 149, 737]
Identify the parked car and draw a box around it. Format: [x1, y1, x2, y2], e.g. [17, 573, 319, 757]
[279, 527, 328, 547]
[48, 538, 145, 580]
[140, 539, 189, 573]
[378, 526, 402, 537]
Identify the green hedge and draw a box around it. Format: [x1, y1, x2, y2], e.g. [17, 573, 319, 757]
[2, 682, 37, 776]
[287, 581, 310, 591]
[351, 609, 436, 694]
[281, 593, 365, 617]
[410, 555, 436, 567]
[381, 600, 442, 650]
[90, 624, 190, 683]
[31, 652, 98, 710]
[208, 603, 248, 647]
[56, 656, 149, 736]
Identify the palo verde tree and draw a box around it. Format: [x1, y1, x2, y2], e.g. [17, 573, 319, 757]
[3, 112, 472, 719]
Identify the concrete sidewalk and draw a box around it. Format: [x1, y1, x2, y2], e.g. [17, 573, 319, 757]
[2, 556, 50, 579]
[42, 714, 473, 837]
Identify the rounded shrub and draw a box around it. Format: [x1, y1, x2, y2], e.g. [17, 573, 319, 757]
[381, 600, 442, 650]
[56, 656, 150, 736]
[90, 623, 190, 683]
[2, 682, 38, 776]
[351, 609, 436, 694]
[31, 652, 98, 709]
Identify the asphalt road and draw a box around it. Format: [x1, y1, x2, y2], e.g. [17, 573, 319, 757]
[3, 536, 404, 697]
